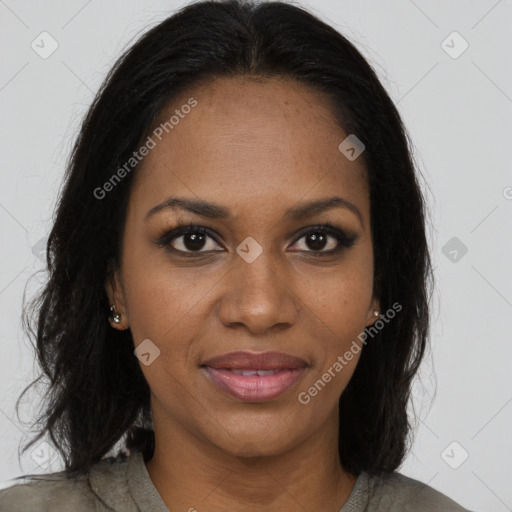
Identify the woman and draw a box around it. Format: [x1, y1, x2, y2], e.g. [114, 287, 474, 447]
[0, 0, 472, 510]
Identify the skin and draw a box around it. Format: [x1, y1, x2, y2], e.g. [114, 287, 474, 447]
[106, 75, 380, 512]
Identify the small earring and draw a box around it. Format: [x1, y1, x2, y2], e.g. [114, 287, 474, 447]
[373, 310, 379, 317]
[109, 305, 121, 324]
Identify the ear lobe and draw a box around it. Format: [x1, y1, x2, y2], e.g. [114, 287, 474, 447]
[104, 260, 129, 329]
[366, 297, 381, 326]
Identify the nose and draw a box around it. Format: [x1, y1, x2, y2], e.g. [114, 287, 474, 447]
[217, 249, 299, 336]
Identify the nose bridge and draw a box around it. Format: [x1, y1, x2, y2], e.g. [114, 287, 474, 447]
[217, 242, 299, 334]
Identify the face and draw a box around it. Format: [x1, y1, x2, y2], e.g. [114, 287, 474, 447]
[106, 75, 380, 458]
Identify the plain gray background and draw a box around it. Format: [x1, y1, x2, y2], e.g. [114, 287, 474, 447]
[0, 1, 511, 510]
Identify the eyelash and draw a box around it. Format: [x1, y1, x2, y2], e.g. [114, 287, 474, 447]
[155, 221, 357, 257]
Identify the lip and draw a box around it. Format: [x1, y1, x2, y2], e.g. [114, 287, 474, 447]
[201, 351, 308, 402]
[202, 351, 308, 370]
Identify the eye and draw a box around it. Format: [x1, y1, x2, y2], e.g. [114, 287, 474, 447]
[289, 224, 357, 255]
[155, 222, 357, 257]
[156, 224, 224, 254]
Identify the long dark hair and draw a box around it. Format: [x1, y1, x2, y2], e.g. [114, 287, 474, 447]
[18, 0, 433, 477]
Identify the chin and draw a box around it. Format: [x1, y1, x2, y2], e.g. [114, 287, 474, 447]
[208, 425, 302, 460]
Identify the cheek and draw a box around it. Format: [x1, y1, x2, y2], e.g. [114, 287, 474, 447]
[122, 260, 205, 393]
[121, 241, 216, 342]
[295, 251, 373, 394]
[300, 257, 373, 336]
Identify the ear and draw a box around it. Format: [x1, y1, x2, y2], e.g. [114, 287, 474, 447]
[104, 259, 130, 330]
[365, 296, 381, 327]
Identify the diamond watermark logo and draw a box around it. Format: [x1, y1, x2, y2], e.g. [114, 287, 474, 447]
[31, 32, 59, 59]
[31, 441, 59, 469]
[134, 339, 161, 366]
[442, 236, 468, 263]
[338, 134, 365, 161]
[31, 236, 48, 262]
[441, 441, 469, 469]
[441, 31, 469, 59]
[236, 236, 263, 263]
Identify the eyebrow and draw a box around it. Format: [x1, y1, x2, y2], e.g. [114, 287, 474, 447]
[145, 195, 363, 225]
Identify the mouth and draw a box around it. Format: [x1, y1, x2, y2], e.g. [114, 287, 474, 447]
[200, 351, 308, 402]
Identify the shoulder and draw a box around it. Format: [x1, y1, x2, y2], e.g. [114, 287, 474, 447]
[0, 471, 95, 512]
[0, 455, 131, 512]
[364, 471, 472, 512]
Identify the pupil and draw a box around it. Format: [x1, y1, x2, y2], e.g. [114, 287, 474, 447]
[307, 232, 327, 251]
[184, 232, 206, 251]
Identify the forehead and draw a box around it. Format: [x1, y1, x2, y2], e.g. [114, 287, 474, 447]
[130, 75, 369, 222]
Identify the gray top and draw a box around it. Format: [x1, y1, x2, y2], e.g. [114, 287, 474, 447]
[0, 450, 471, 511]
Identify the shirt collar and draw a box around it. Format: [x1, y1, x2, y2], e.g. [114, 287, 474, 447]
[89, 451, 169, 512]
[127, 451, 170, 512]
[90, 449, 367, 512]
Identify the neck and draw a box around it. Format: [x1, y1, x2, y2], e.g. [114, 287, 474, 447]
[145, 404, 357, 512]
